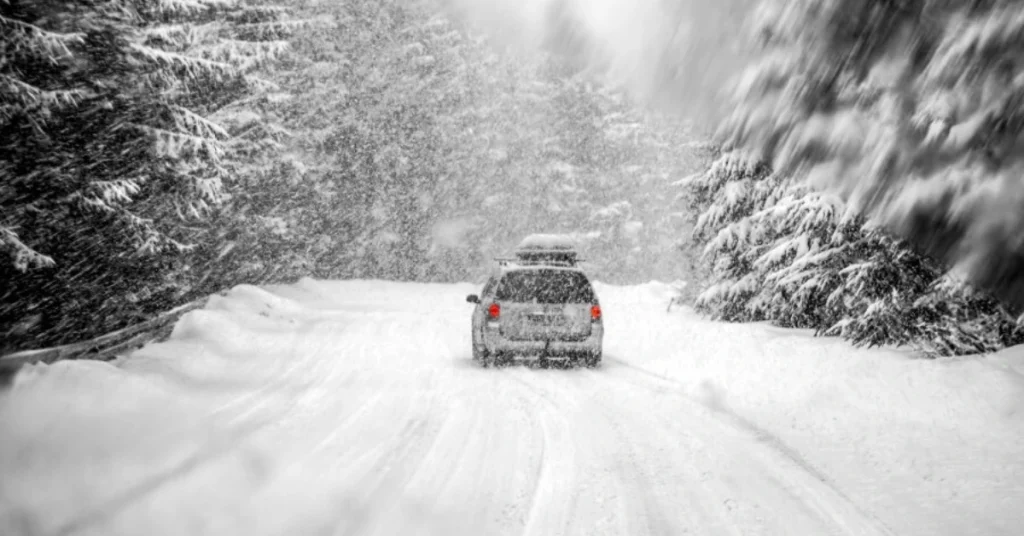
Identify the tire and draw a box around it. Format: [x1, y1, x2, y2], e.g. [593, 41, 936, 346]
[472, 332, 492, 367]
[473, 327, 485, 360]
[584, 351, 602, 368]
[490, 351, 512, 368]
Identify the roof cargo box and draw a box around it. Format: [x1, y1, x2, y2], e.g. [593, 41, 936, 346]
[505, 234, 581, 266]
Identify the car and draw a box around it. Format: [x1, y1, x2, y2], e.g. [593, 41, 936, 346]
[466, 234, 603, 367]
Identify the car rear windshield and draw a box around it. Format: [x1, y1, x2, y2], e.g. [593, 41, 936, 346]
[495, 270, 595, 303]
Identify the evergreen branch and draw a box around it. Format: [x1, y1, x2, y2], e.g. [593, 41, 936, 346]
[193, 38, 289, 70]
[168, 105, 230, 140]
[131, 123, 227, 160]
[141, 21, 222, 46]
[228, 18, 324, 39]
[0, 74, 91, 110]
[128, 42, 236, 78]
[0, 225, 54, 271]
[241, 75, 280, 92]
[192, 176, 224, 204]
[148, 0, 231, 17]
[0, 15, 84, 63]
[91, 178, 144, 204]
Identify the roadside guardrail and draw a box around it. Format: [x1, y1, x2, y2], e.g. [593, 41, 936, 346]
[0, 298, 210, 385]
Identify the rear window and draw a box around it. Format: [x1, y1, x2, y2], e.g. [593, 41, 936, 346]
[495, 270, 595, 303]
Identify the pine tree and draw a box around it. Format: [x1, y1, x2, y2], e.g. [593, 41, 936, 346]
[719, 0, 1024, 312]
[687, 150, 1024, 356]
[1, 0, 295, 350]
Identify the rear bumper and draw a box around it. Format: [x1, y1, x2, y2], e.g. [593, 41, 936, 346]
[483, 322, 603, 357]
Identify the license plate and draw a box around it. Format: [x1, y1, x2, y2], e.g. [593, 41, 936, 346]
[528, 314, 564, 326]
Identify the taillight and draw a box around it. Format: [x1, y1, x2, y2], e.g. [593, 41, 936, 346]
[488, 303, 500, 319]
[591, 304, 601, 321]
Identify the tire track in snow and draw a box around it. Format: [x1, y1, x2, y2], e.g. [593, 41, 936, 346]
[579, 364, 807, 535]
[396, 390, 504, 532]
[509, 360, 878, 535]
[299, 375, 448, 534]
[515, 368, 718, 536]
[604, 356, 896, 536]
[578, 372, 737, 536]
[502, 369, 582, 536]
[319, 370, 557, 536]
[207, 315, 352, 425]
[395, 374, 555, 535]
[173, 306, 456, 536]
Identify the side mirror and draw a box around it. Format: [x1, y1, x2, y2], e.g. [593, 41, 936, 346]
[466, 294, 480, 304]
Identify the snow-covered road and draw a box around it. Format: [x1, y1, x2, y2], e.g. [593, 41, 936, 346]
[3, 280, 1023, 535]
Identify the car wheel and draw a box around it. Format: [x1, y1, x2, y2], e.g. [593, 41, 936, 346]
[584, 351, 602, 368]
[472, 327, 487, 360]
[490, 352, 512, 368]
[474, 340, 497, 369]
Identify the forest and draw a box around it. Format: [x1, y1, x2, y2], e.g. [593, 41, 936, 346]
[3, 0, 1024, 357]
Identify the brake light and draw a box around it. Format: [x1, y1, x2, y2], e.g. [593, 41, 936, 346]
[591, 304, 601, 321]
[488, 303, 500, 319]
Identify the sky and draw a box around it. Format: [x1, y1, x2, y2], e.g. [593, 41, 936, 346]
[436, 0, 755, 131]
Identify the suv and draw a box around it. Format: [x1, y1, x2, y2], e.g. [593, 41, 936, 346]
[466, 235, 603, 367]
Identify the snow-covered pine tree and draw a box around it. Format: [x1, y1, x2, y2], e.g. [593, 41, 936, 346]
[720, 0, 1024, 313]
[1, 0, 295, 348]
[685, 151, 780, 322]
[905, 275, 1024, 357]
[686, 149, 1024, 356]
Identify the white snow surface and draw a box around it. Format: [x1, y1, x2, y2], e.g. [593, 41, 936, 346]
[2, 280, 1023, 536]
[517, 233, 577, 251]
